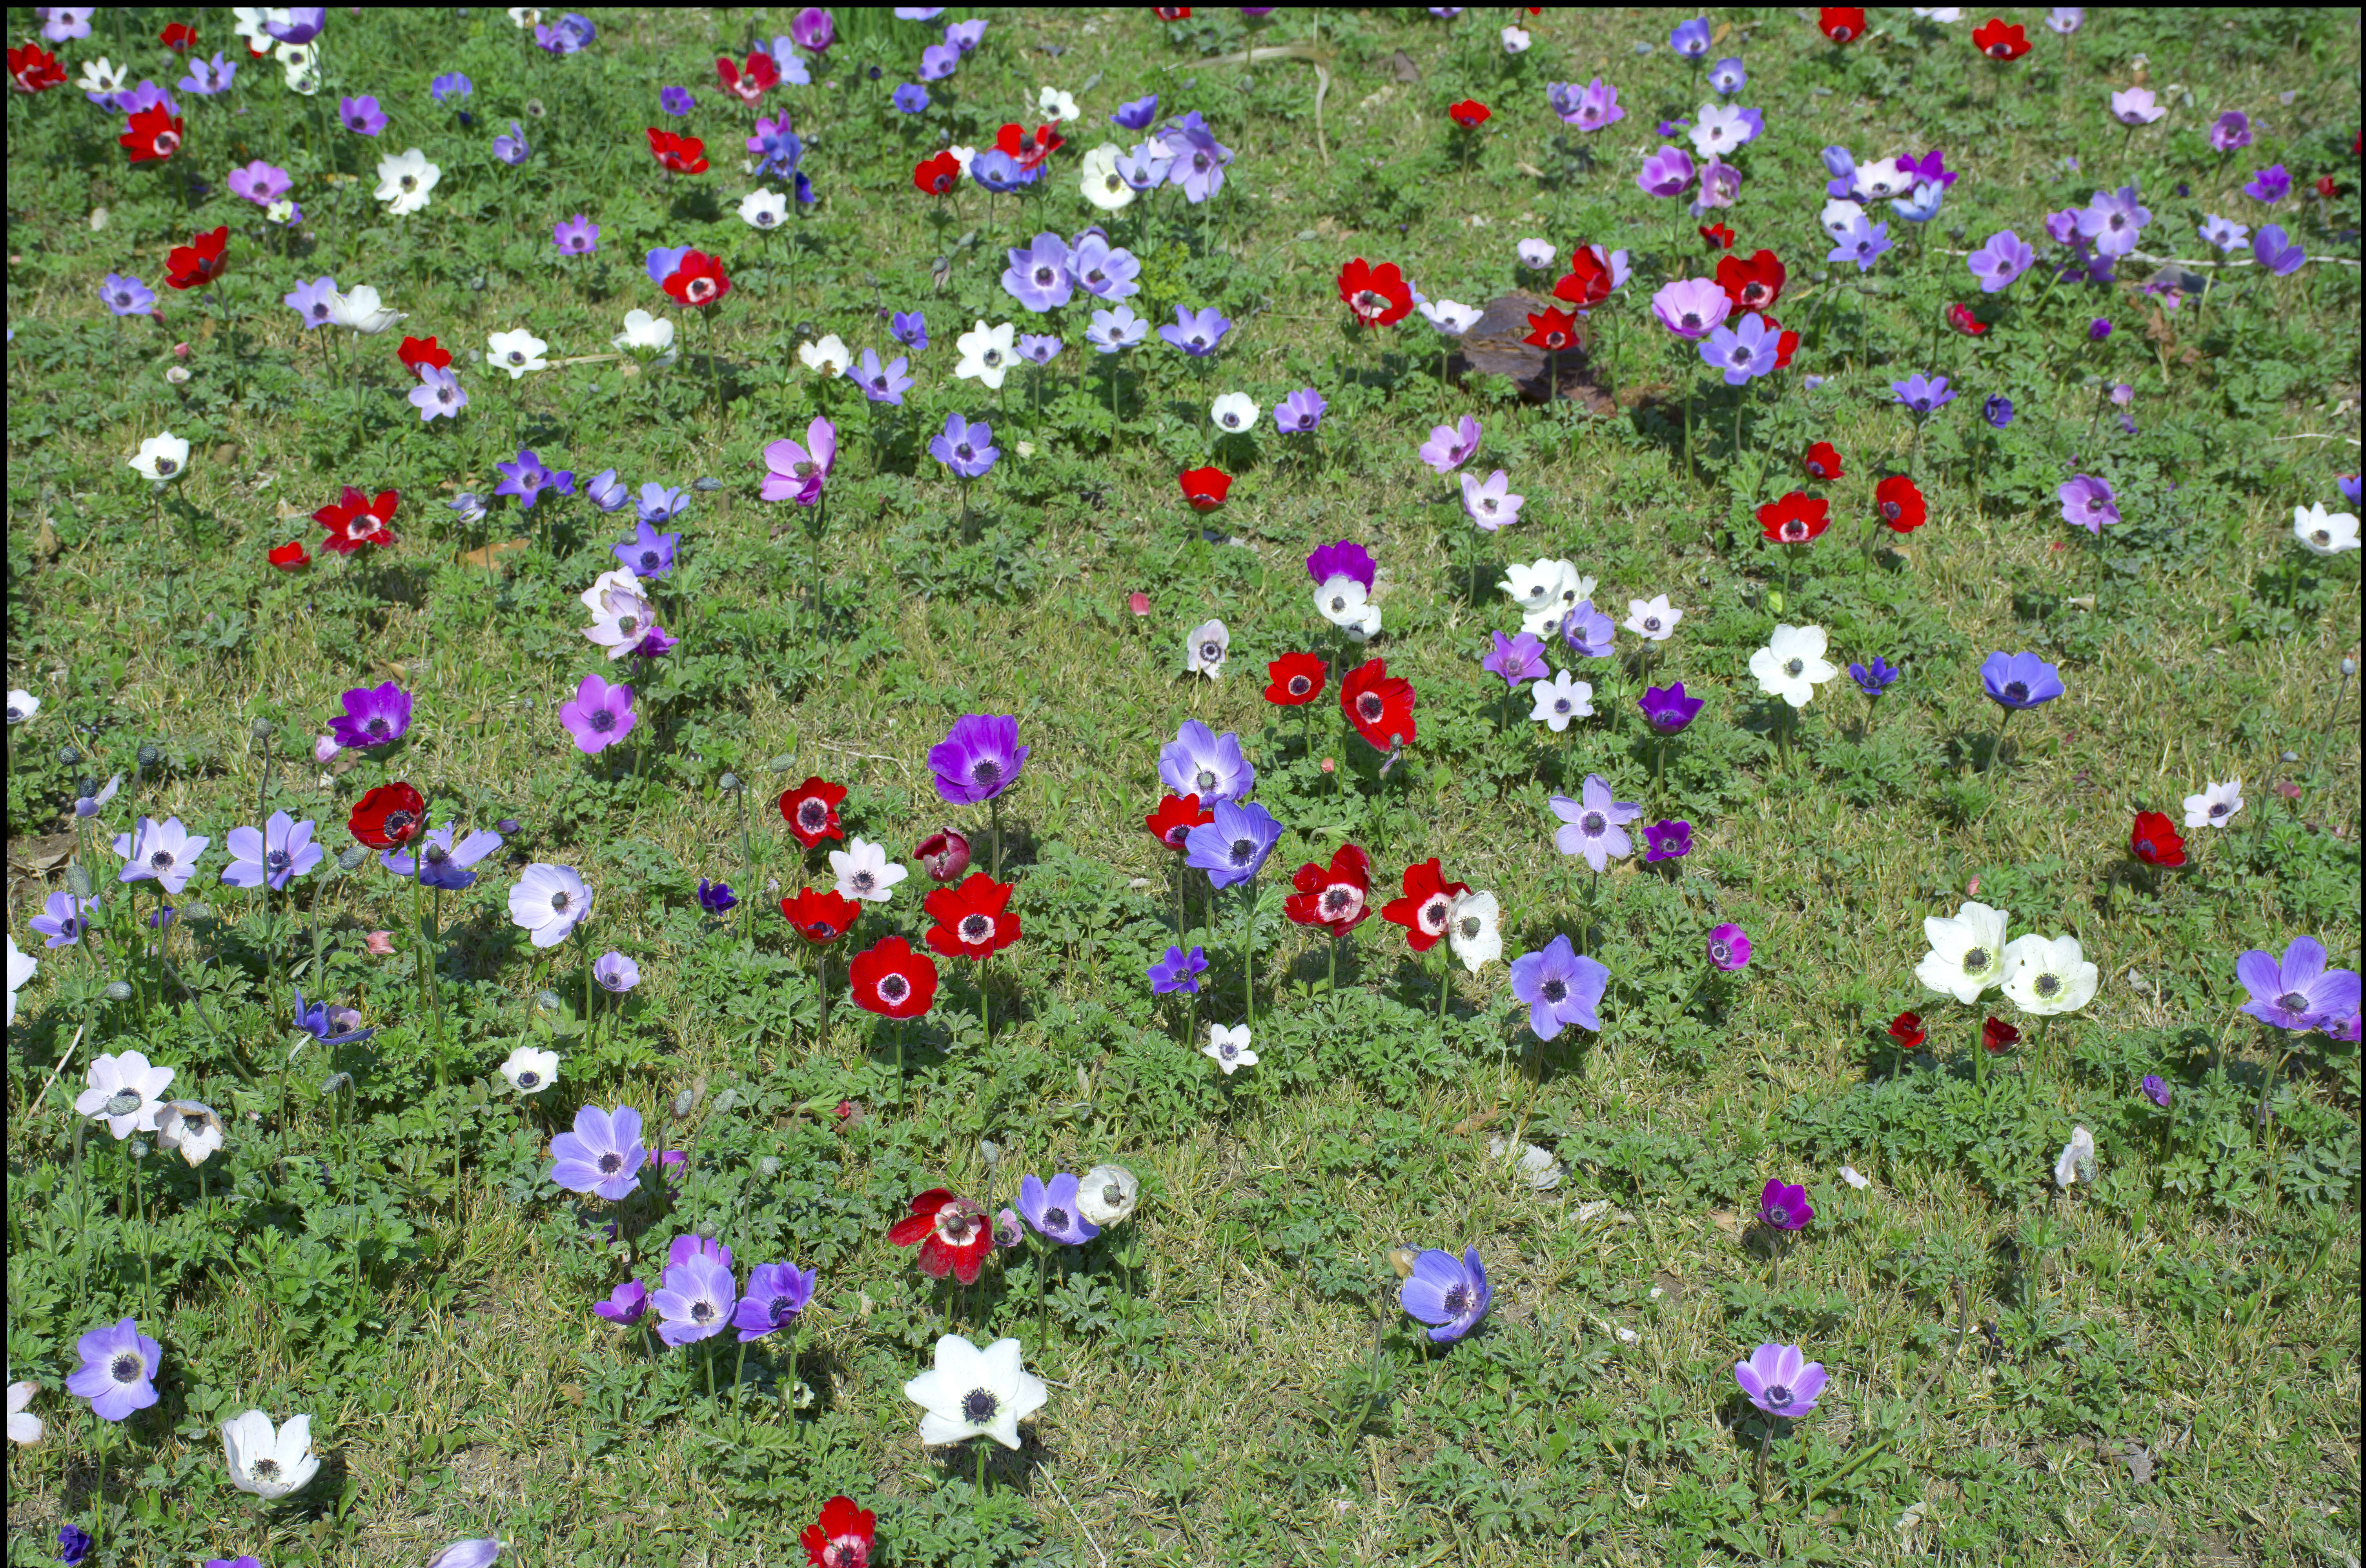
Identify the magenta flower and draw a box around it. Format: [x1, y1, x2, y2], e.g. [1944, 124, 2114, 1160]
[2058, 475, 2118, 533]
[1483, 631, 1548, 689]
[928, 713, 1028, 805]
[762, 417, 837, 505]
[559, 673, 636, 755]
[1636, 144, 1694, 198]
[1965, 229, 2033, 293]
[330, 681, 412, 749]
[1306, 539, 1376, 589]
[788, 5, 834, 53]
[2208, 111, 2250, 152]
[1650, 278, 1728, 339]
[1418, 415, 1481, 475]
[227, 160, 291, 205]
[338, 93, 387, 136]
[1707, 922, 1751, 971]
[1549, 77, 1623, 132]
[552, 214, 599, 255]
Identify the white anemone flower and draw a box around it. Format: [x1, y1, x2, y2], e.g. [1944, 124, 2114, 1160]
[7, 1381, 40, 1446]
[1210, 392, 1259, 434]
[1078, 144, 1135, 211]
[798, 334, 851, 378]
[1203, 1022, 1257, 1074]
[2053, 1126, 2096, 1188]
[1914, 900, 2010, 1004]
[2182, 778, 2243, 829]
[1075, 1164, 1138, 1225]
[1037, 85, 1080, 122]
[221, 1409, 320, 1500]
[155, 1101, 225, 1166]
[508, 863, 591, 948]
[1530, 671, 1594, 731]
[1839, 1165, 1871, 1190]
[2292, 503, 2359, 555]
[613, 309, 679, 364]
[738, 189, 790, 230]
[499, 1045, 559, 1095]
[905, 1334, 1048, 1450]
[373, 147, 440, 216]
[953, 320, 1018, 388]
[1185, 618, 1229, 680]
[2001, 933, 2099, 1016]
[1312, 578, 1380, 640]
[74, 1050, 175, 1140]
[829, 836, 908, 903]
[77, 58, 129, 98]
[1820, 196, 1868, 242]
[486, 327, 549, 379]
[1852, 158, 1913, 202]
[4, 689, 36, 724]
[1624, 595, 1681, 640]
[1446, 890, 1502, 974]
[1501, 24, 1531, 51]
[129, 432, 191, 483]
[1749, 624, 1837, 708]
[328, 284, 404, 335]
[1417, 297, 1483, 335]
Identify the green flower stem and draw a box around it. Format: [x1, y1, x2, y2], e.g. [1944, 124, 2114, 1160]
[1242, 876, 1257, 1038]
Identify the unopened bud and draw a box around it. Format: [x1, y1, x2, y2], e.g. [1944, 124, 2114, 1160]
[1387, 1245, 1420, 1279]
[495, 818, 521, 835]
[251, 717, 274, 740]
[136, 743, 160, 769]
[672, 1089, 699, 1119]
[917, 828, 971, 881]
[535, 990, 565, 1011]
[67, 865, 94, 898]
[104, 980, 135, 1002]
[2344, 657, 2358, 677]
[130, 1141, 149, 1161]
[718, 771, 742, 793]
[57, 744, 81, 766]
[336, 846, 368, 871]
[693, 477, 723, 492]
[757, 1155, 781, 1177]
[320, 1071, 354, 1097]
[708, 1087, 738, 1117]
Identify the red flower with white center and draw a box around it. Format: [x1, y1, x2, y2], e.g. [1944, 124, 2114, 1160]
[1947, 302, 1988, 336]
[781, 887, 862, 944]
[662, 251, 731, 309]
[2129, 811, 2186, 869]
[1264, 652, 1327, 706]
[313, 486, 399, 554]
[1145, 793, 1212, 852]
[887, 1188, 992, 1282]
[1699, 222, 1736, 249]
[1336, 257, 1413, 327]
[1447, 100, 1490, 127]
[268, 540, 310, 571]
[1524, 307, 1579, 352]
[914, 150, 962, 195]
[716, 50, 780, 104]
[646, 127, 709, 175]
[160, 22, 199, 52]
[349, 782, 426, 848]
[1756, 491, 1829, 545]
[847, 935, 937, 1019]
[1153, 7, 1192, 21]
[1820, 7, 1866, 44]
[1179, 466, 1231, 510]
[801, 1496, 877, 1568]
[1552, 246, 1614, 307]
[1982, 1017, 2020, 1054]
[1887, 1011, 1927, 1050]
[922, 874, 1020, 961]
[1716, 249, 1786, 316]
[120, 104, 184, 162]
[164, 226, 228, 290]
[1340, 658, 1416, 753]
[9, 43, 67, 93]
[1971, 18, 2029, 59]
[778, 776, 849, 848]
[397, 335, 453, 376]
[1874, 475, 1926, 533]
[1286, 843, 1374, 937]
[995, 120, 1064, 172]
[1802, 441, 1844, 482]
[1381, 858, 1469, 953]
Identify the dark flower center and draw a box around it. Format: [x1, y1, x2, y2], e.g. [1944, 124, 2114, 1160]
[1042, 1205, 1071, 1233]
[960, 915, 992, 943]
[548, 889, 570, 911]
[1644, 617, 1662, 632]
[1033, 266, 1054, 286]
[590, 710, 616, 732]
[1419, 895, 1449, 932]
[149, 849, 175, 869]
[1554, 699, 1572, 715]
[266, 849, 291, 871]
[954, 442, 974, 460]
[1357, 695, 1383, 721]
[799, 800, 829, 829]
[1441, 1284, 1474, 1315]
[2003, 681, 2029, 702]
[1768, 1205, 1789, 1226]
[1581, 811, 1605, 834]
[639, 550, 662, 570]
[1710, 941, 1732, 964]
[2209, 801, 2228, 817]
[106, 1090, 144, 1117]
[1459, 914, 1482, 939]
[982, 348, 1002, 366]
[879, 974, 909, 1003]
[1228, 837, 1255, 866]
[2311, 529, 2331, 546]
[1785, 658, 1805, 677]
[425, 844, 449, 864]
[1200, 641, 1222, 662]
[1765, 1383, 1793, 1407]
[157, 457, 180, 475]
[110, 1353, 144, 1383]
[691, 1301, 715, 1322]
[1287, 676, 1311, 696]
[2277, 990, 2309, 1013]
[1321, 888, 1355, 916]
[251, 1457, 281, 1478]
[517, 1070, 541, 1088]
[1963, 947, 1990, 972]
[962, 1389, 998, 1423]
[2035, 973, 2060, 997]
[849, 869, 875, 893]
[598, 1151, 623, 1173]
[769, 1294, 796, 1319]
[1541, 978, 1566, 1002]
[971, 758, 1002, 786]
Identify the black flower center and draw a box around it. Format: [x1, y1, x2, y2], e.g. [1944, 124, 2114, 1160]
[1322, 888, 1355, 916]
[691, 1300, 715, 1322]
[1711, 941, 1732, 964]
[2209, 802, 2228, 817]
[1419, 895, 1449, 932]
[2035, 973, 2060, 997]
[1357, 695, 1383, 721]
[1042, 1205, 1070, 1232]
[2003, 680, 2029, 702]
[1785, 658, 1805, 677]
[1541, 978, 1566, 1002]
[879, 974, 909, 1003]
[1288, 676, 1312, 696]
[106, 1090, 144, 1117]
[1582, 811, 1605, 834]
[962, 1389, 998, 1423]
[982, 348, 1002, 366]
[110, 1353, 144, 1384]
[1765, 1383, 1794, 1407]
[266, 849, 292, 871]
[798, 800, 828, 829]
[149, 849, 175, 869]
[960, 914, 992, 943]
[1441, 1284, 1474, 1315]
[1460, 914, 1482, 939]
[157, 457, 179, 475]
[548, 889, 570, 911]
[517, 1070, 541, 1088]
[1645, 617, 1662, 632]
[590, 709, 616, 732]
[1228, 837, 1254, 866]
[597, 1150, 623, 1175]
[1963, 947, 1990, 972]
[2277, 990, 2309, 1013]
[971, 759, 1002, 786]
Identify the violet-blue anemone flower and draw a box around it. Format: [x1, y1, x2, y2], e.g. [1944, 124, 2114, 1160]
[179, 53, 237, 96]
[1820, 144, 1857, 199]
[1548, 76, 1623, 131]
[220, 811, 322, 892]
[890, 309, 927, 350]
[495, 448, 573, 511]
[918, 42, 958, 81]
[382, 820, 504, 891]
[2140, 1075, 2172, 1109]
[330, 681, 412, 750]
[1160, 720, 1256, 804]
[265, 8, 326, 45]
[659, 85, 694, 115]
[536, 12, 597, 53]
[1735, 1342, 1825, 1419]
[1759, 1177, 1812, 1231]
[2339, 474, 2361, 507]
[1643, 819, 1692, 862]
[552, 214, 598, 255]
[614, 520, 678, 578]
[1984, 396, 2013, 428]
[1159, 111, 1232, 203]
[1148, 944, 1207, 995]
[1158, 304, 1232, 357]
[1849, 657, 1900, 698]
[1966, 229, 2033, 293]
[1891, 180, 1944, 224]
[927, 713, 1028, 805]
[2077, 185, 2150, 257]
[1636, 144, 1694, 198]
[696, 879, 737, 914]
[548, 1103, 648, 1201]
[1667, 16, 1711, 58]
[1905, 148, 1958, 190]
[1484, 632, 1549, 689]
[969, 148, 1024, 193]
[1112, 93, 1158, 130]
[1691, 158, 1741, 214]
[731, 1261, 816, 1341]
[1550, 774, 1641, 871]
[1891, 374, 1955, 417]
[593, 952, 639, 994]
[1087, 304, 1149, 353]
[283, 275, 339, 331]
[1002, 231, 1075, 312]
[292, 988, 373, 1046]
[1018, 1172, 1102, 1246]
[1184, 799, 1282, 889]
[559, 673, 636, 755]
[31, 889, 97, 948]
[409, 364, 467, 422]
[2197, 214, 2249, 253]
[66, 1317, 162, 1422]
[1070, 233, 1141, 300]
[1560, 599, 1615, 661]
[1980, 651, 2064, 710]
[1115, 143, 1175, 191]
[2208, 111, 2250, 153]
[1707, 922, 1751, 971]
[1700, 313, 1778, 384]
[1272, 387, 1327, 434]
[102, 273, 156, 317]
[1018, 333, 1062, 366]
[2236, 937, 2360, 1033]
[2252, 224, 2304, 277]
[1639, 682, 1703, 735]
[1829, 213, 1892, 272]
[1509, 935, 1608, 1039]
[58, 1526, 94, 1565]
[584, 469, 629, 514]
[338, 93, 386, 136]
[2242, 164, 2290, 205]
[1400, 1248, 1490, 1342]
[1708, 56, 1745, 94]
[430, 72, 473, 107]
[747, 115, 804, 180]
[855, 348, 914, 405]
[892, 82, 929, 113]
[636, 483, 688, 526]
[114, 816, 207, 895]
[491, 120, 530, 165]
[929, 413, 998, 480]
[944, 17, 986, 51]
[1306, 539, 1377, 590]
[2058, 474, 2118, 533]
[594, 1280, 647, 1324]
[653, 1252, 736, 1347]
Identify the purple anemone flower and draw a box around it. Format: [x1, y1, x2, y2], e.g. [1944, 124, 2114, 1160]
[178, 51, 237, 95]
[536, 13, 597, 53]
[1849, 657, 1901, 697]
[1002, 231, 1075, 312]
[732, 1261, 817, 1340]
[1018, 333, 1062, 366]
[431, 72, 473, 106]
[1112, 93, 1158, 130]
[1306, 539, 1376, 590]
[409, 364, 467, 422]
[696, 879, 738, 914]
[2243, 163, 2290, 205]
[330, 681, 412, 750]
[1158, 304, 1232, 357]
[660, 85, 695, 115]
[1160, 719, 1255, 804]
[584, 469, 629, 513]
[1070, 233, 1141, 300]
[918, 42, 958, 80]
[1560, 599, 1615, 661]
[2252, 225, 2304, 277]
[1708, 57, 1745, 94]
[2140, 1075, 2172, 1108]
[636, 483, 688, 525]
[1273, 387, 1328, 434]
[1639, 682, 1704, 735]
[2058, 474, 2118, 533]
[1160, 112, 1232, 203]
[788, 6, 834, 53]
[31, 889, 97, 947]
[654, 1253, 736, 1347]
[593, 951, 639, 993]
[1984, 396, 2014, 428]
[594, 1280, 648, 1324]
[1509, 934, 1607, 1039]
[855, 348, 914, 405]
[265, 8, 325, 45]
[559, 673, 636, 755]
[2235, 938, 2360, 1033]
[1148, 944, 1206, 995]
[1643, 819, 1692, 862]
[1018, 1172, 1102, 1245]
[381, 820, 504, 891]
[890, 309, 928, 350]
[220, 811, 323, 892]
[614, 520, 678, 578]
[1891, 374, 1955, 417]
[283, 275, 339, 330]
[548, 1103, 648, 1201]
[1418, 416, 1481, 475]
[1650, 277, 1727, 339]
[292, 989, 372, 1046]
[338, 94, 386, 136]
[892, 83, 929, 113]
[929, 413, 998, 480]
[1549, 77, 1624, 132]
[553, 214, 599, 255]
[495, 448, 573, 511]
[492, 120, 530, 165]
[1667, 16, 1712, 58]
[1399, 1248, 1490, 1343]
[944, 17, 986, 52]
[1967, 229, 2033, 293]
[1700, 313, 1777, 384]
[66, 1317, 161, 1422]
[1484, 632, 1549, 690]
[2077, 186, 2150, 257]
[102, 273, 156, 317]
[227, 160, 291, 205]
[969, 149, 1024, 193]
[1829, 213, 1892, 272]
[1707, 923, 1751, 971]
[1734, 1342, 1825, 1419]
[2209, 111, 2250, 152]
[1550, 774, 1640, 871]
[1980, 651, 2064, 710]
[1636, 144, 1694, 198]
[928, 713, 1028, 805]
[1184, 799, 1282, 889]
[1758, 1177, 1812, 1231]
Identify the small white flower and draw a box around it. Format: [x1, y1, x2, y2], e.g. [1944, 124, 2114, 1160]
[1529, 670, 1594, 731]
[1913, 8, 1963, 22]
[499, 1045, 559, 1095]
[508, 862, 591, 948]
[1516, 238, 1555, 269]
[1623, 595, 1681, 641]
[1185, 617, 1229, 681]
[77, 57, 128, 97]
[1446, 890, 1501, 973]
[1075, 1164, 1138, 1225]
[1312, 577, 1380, 640]
[2001, 933, 2099, 1016]
[328, 284, 404, 336]
[7, 689, 42, 724]
[506, 5, 544, 27]
[2053, 1125, 2096, 1188]
[1203, 1022, 1258, 1074]
[1852, 158, 1912, 202]
[2292, 502, 2359, 555]
[1210, 391, 1259, 433]
[1839, 1165, 1871, 1190]
[74, 1050, 175, 1140]
[949, 144, 979, 175]
[612, 309, 678, 365]
[829, 836, 909, 903]
[738, 189, 790, 230]
[1820, 195, 1869, 242]
[155, 1100, 225, 1166]
[373, 147, 440, 216]
[903, 1334, 1048, 1450]
[7, 1381, 40, 1446]
[1037, 85, 1080, 122]
[1078, 143, 1136, 211]
[798, 334, 852, 378]
[2182, 778, 2243, 829]
[1749, 623, 1837, 709]
[129, 432, 191, 483]
[954, 320, 1018, 388]
[486, 327, 550, 379]
[1417, 297, 1483, 335]
[1914, 900, 2010, 1005]
[1501, 24, 1531, 52]
[222, 1409, 321, 1501]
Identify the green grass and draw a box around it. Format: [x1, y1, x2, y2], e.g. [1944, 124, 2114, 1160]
[5, 5, 2362, 1565]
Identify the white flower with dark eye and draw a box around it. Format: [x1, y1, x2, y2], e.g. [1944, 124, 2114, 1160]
[738, 189, 789, 230]
[7, 1380, 40, 1446]
[2182, 778, 2242, 829]
[1210, 392, 1259, 433]
[1185, 618, 1229, 680]
[155, 1100, 225, 1166]
[903, 1334, 1048, 1450]
[373, 147, 440, 216]
[328, 284, 404, 335]
[1749, 623, 1836, 708]
[1203, 1022, 1258, 1074]
[7, 689, 42, 724]
[1914, 900, 2009, 1004]
[221, 1409, 320, 1500]
[74, 1050, 175, 1140]
[7, 937, 33, 1027]
[486, 327, 549, 379]
[129, 432, 190, 482]
[2292, 503, 2358, 556]
[829, 836, 907, 903]
[1446, 890, 1501, 974]
[2000, 933, 2098, 1016]
[954, 320, 1018, 388]
[1529, 670, 1594, 732]
[2053, 1126, 2096, 1188]
[499, 1045, 559, 1095]
[613, 309, 678, 365]
[1075, 1163, 1138, 1225]
[1820, 196, 1868, 242]
[1417, 297, 1483, 335]
[1852, 158, 1911, 202]
[798, 335, 851, 377]
[1623, 595, 1681, 641]
[1501, 558, 1593, 637]
[1037, 85, 1080, 122]
[1079, 144, 1136, 210]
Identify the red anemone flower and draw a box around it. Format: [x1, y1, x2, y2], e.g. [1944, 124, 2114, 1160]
[1286, 843, 1374, 937]
[922, 873, 1021, 961]
[1699, 222, 1736, 249]
[1146, 793, 1212, 851]
[1971, 18, 2029, 59]
[121, 104, 185, 164]
[10, 44, 68, 93]
[159, 22, 199, 52]
[2315, 173, 2337, 199]
[1381, 858, 1468, 953]
[1820, 7, 1867, 44]
[847, 935, 938, 1019]
[268, 540, 310, 571]
[1340, 658, 1416, 753]
[801, 1496, 878, 1568]
[1715, 249, 1786, 315]
[1153, 7, 1193, 20]
[995, 120, 1064, 172]
[716, 50, 780, 104]
[1982, 1017, 2020, 1054]
[1264, 652, 1328, 706]
[2129, 811, 2187, 869]
[646, 127, 709, 175]
[397, 335, 452, 375]
[781, 887, 862, 944]
[164, 226, 228, 290]
[1179, 466, 1231, 510]
[662, 250, 731, 308]
[1524, 307, 1579, 352]
[913, 150, 962, 195]
[1947, 302, 1988, 336]
[1802, 441, 1844, 482]
[1336, 257, 1413, 327]
[778, 776, 849, 848]
[1552, 246, 1613, 307]
[1761, 312, 1800, 369]
[1874, 475, 1926, 533]
[314, 486, 401, 553]
[1887, 1011, 1927, 1050]
[1756, 492, 1829, 545]
[349, 782, 427, 848]
[887, 1188, 991, 1283]
[1447, 99, 1490, 128]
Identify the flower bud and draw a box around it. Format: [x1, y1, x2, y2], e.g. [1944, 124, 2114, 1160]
[67, 864, 94, 898]
[672, 1088, 699, 1119]
[693, 477, 723, 491]
[57, 744, 81, 766]
[320, 1071, 354, 1097]
[708, 1088, 738, 1117]
[916, 828, 971, 881]
[757, 1155, 781, 1177]
[2344, 657, 2358, 677]
[313, 734, 338, 764]
[718, 771, 741, 793]
[495, 818, 521, 835]
[1387, 1245, 1420, 1279]
[535, 990, 565, 1012]
[251, 717, 275, 740]
[136, 742, 160, 769]
[104, 980, 135, 1002]
[336, 846, 368, 871]
[130, 1141, 150, 1161]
